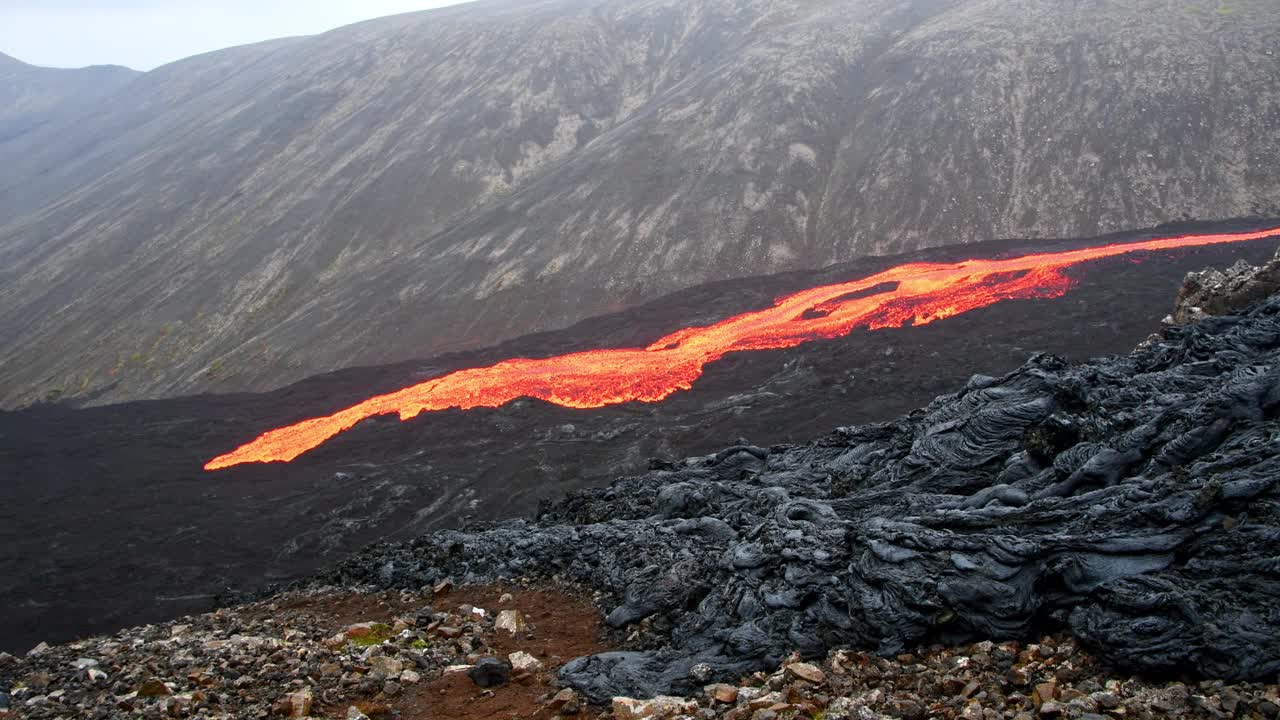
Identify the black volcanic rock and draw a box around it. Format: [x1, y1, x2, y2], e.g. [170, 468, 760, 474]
[1169, 248, 1280, 325]
[2, 0, 1279, 407]
[468, 657, 512, 688]
[316, 294, 1280, 700]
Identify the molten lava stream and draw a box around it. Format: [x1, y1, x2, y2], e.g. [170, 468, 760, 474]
[205, 227, 1280, 470]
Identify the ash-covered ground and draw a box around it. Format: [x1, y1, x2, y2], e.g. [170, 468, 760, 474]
[1, 220, 1277, 656]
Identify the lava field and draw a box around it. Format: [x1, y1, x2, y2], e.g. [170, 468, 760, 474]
[2, 220, 1278, 655]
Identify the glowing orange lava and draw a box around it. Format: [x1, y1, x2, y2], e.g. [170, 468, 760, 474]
[206, 227, 1280, 470]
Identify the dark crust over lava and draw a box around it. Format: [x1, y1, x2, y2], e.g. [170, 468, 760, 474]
[1, 220, 1278, 655]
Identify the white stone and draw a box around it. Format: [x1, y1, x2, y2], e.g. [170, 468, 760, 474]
[495, 609, 527, 636]
[286, 688, 313, 718]
[368, 656, 404, 676]
[611, 695, 698, 720]
[508, 651, 544, 673]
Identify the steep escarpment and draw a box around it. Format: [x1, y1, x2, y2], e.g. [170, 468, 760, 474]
[319, 285, 1280, 699]
[2, 0, 1278, 407]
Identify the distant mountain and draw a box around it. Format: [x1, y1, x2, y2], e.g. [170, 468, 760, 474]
[0, 0, 1277, 408]
[0, 51, 139, 145]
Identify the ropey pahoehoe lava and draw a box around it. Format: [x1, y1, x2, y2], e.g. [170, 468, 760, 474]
[205, 227, 1280, 471]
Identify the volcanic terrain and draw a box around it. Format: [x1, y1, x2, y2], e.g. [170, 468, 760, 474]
[2, 220, 1278, 658]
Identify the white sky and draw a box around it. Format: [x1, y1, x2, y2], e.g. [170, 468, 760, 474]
[0, 0, 475, 71]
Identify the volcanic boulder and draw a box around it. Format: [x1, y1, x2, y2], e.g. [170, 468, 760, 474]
[1169, 247, 1280, 325]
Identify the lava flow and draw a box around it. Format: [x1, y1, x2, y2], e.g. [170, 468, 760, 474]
[206, 227, 1280, 470]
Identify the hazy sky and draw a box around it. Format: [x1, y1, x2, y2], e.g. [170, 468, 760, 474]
[0, 0, 474, 71]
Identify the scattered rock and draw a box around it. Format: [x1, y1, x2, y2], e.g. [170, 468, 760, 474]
[1033, 681, 1057, 708]
[509, 650, 544, 673]
[1039, 700, 1065, 716]
[547, 687, 579, 711]
[136, 678, 172, 697]
[689, 662, 714, 683]
[612, 695, 698, 720]
[705, 683, 739, 703]
[785, 662, 827, 685]
[286, 688, 313, 718]
[467, 657, 512, 688]
[495, 609, 528, 636]
[368, 656, 403, 676]
[1168, 248, 1280, 325]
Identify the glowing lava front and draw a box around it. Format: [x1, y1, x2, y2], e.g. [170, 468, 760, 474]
[206, 227, 1280, 470]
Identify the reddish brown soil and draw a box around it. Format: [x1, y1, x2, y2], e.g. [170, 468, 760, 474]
[443, 584, 609, 662]
[326, 584, 612, 720]
[394, 584, 610, 720]
[250, 589, 425, 628]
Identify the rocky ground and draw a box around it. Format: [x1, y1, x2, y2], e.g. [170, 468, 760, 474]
[0, 581, 611, 720]
[2, 582, 1278, 719]
[1168, 252, 1280, 325]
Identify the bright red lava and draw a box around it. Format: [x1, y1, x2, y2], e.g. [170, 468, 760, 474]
[206, 227, 1280, 470]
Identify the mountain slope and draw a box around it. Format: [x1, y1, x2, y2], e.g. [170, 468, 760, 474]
[0, 52, 139, 145]
[1, 0, 1278, 407]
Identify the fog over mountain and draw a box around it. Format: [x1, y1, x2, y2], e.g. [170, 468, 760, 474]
[0, 0, 1277, 408]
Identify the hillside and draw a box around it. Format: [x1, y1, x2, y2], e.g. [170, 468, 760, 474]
[0, 52, 139, 145]
[1, 0, 1278, 407]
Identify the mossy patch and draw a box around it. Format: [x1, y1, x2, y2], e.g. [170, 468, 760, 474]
[349, 622, 394, 646]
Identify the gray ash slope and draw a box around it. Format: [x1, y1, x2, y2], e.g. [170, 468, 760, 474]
[319, 279, 1280, 700]
[2, 0, 1279, 408]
